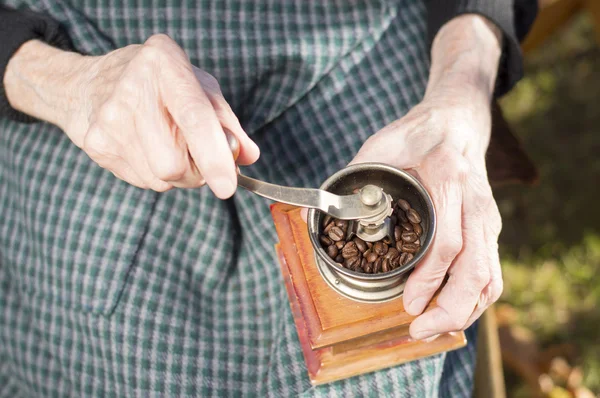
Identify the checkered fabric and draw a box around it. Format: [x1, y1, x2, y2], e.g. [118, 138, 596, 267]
[0, 0, 478, 396]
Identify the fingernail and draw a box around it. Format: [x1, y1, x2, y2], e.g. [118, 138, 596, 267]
[212, 176, 236, 199]
[422, 334, 441, 343]
[412, 330, 433, 340]
[406, 297, 428, 316]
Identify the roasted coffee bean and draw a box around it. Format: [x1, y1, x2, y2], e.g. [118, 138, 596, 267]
[323, 221, 335, 234]
[395, 240, 403, 251]
[322, 215, 332, 228]
[373, 257, 383, 273]
[328, 226, 345, 241]
[320, 235, 333, 246]
[342, 241, 359, 259]
[361, 258, 367, 268]
[397, 199, 411, 212]
[382, 236, 393, 246]
[407, 208, 421, 224]
[366, 242, 373, 249]
[397, 211, 409, 223]
[335, 240, 345, 249]
[381, 258, 390, 273]
[365, 250, 378, 263]
[385, 247, 399, 260]
[413, 238, 421, 247]
[394, 226, 403, 241]
[353, 237, 368, 253]
[390, 255, 400, 268]
[326, 245, 338, 259]
[412, 223, 423, 236]
[399, 252, 414, 265]
[335, 219, 348, 230]
[335, 254, 344, 264]
[345, 256, 360, 270]
[364, 263, 373, 274]
[390, 215, 397, 226]
[401, 231, 418, 243]
[400, 222, 413, 232]
[401, 243, 418, 253]
[373, 242, 388, 256]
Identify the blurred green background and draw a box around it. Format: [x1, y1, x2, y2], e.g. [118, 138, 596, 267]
[496, 9, 600, 397]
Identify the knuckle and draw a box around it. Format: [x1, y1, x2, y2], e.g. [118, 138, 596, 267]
[153, 157, 188, 181]
[139, 43, 164, 64]
[471, 265, 490, 289]
[438, 236, 462, 263]
[144, 33, 174, 48]
[83, 126, 114, 161]
[447, 316, 467, 331]
[98, 100, 127, 125]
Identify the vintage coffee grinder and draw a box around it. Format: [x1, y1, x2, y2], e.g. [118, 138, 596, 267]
[229, 132, 466, 385]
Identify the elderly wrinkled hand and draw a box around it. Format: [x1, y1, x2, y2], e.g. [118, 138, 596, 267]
[56, 34, 259, 197]
[351, 91, 503, 340]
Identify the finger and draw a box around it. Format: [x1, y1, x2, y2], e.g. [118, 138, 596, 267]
[463, 200, 503, 329]
[130, 80, 204, 188]
[84, 122, 154, 189]
[160, 65, 237, 199]
[110, 161, 150, 189]
[124, 131, 173, 192]
[196, 68, 260, 166]
[402, 149, 466, 316]
[409, 178, 493, 339]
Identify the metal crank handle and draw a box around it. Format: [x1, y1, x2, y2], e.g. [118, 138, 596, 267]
[223, 130, 390, 220]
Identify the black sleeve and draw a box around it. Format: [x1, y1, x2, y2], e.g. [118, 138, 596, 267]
[425, 0, 538, 97]
[0, 5, 73, 123]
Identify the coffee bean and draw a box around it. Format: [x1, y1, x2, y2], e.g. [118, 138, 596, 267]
[335, 254, 344, 264]
[394, 226, 402, 241]
[397, 210, 409, 223]
[400, 222, 413, 232]
[407, 208, 421, 224]
[364, 263, 373, 274]
[399, 252, 414, 265]
[328, 226, 345, 241]
[401, 243, 418, 253]
[335, 219, 348, 230]
[374, 257, 383, 273]
[353, 237, 368, 253]
[322, 215, 333, 229]
[381, 258, 390, 273]
[335, 240, 345, 249]
[397, 199, 411, 212]
[342, 241, 359, 259]
[320, 235, 333, 246]
[345, 256, 360, 270]
[366, 242, 373, 250]
[390, 255, 400, 268]
[323, 221, 335, 234]
[373, 242, 388, 256]
[395, 240, 403, 251]
[401, 231, 418, 243]
[361, 258, 367, 268]
[385, 247, 399, 261]
[412, 223, 423, 236]
[382, 236, 393, 245]
[390, 215, 397, 226]
[413, 238, 421, 247]
[326, 245, 338, 259]
[365, 250, 378, 263]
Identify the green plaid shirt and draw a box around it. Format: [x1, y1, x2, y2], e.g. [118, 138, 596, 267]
[0, 0, 477, 396]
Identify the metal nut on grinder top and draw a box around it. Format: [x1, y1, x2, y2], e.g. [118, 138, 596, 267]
[307, 163, 436, 303]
